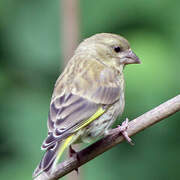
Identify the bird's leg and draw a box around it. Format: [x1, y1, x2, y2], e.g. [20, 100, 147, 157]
[106, 118, 134, 145]
[69, 145, 76, 157]
[68, 145, 79, 174]
[117, 118, 134, 145]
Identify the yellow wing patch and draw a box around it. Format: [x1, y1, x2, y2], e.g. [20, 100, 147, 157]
[75, 106, 106, 131]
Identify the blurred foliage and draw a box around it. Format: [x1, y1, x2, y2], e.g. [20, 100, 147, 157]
[0, 0, 179, 179]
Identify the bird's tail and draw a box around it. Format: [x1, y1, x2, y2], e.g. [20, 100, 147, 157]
[33, 135, 73, 178]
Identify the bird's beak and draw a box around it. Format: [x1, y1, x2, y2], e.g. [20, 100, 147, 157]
[123, 50, 141, 65]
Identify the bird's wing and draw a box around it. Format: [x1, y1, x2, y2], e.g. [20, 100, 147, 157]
[42, 58, 122, 150]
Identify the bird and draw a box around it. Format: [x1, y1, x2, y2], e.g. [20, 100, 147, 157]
[33, 33, 141, 178]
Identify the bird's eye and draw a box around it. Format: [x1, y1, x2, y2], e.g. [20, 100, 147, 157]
[113, 46, 121, 53]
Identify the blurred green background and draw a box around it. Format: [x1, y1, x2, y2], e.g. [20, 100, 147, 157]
[0, 0, 180, 179]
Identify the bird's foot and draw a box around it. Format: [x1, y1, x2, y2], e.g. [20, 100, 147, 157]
[117, 118, 134, 145]
[69, 145, 79, 174]
[69, 145, 77, 157]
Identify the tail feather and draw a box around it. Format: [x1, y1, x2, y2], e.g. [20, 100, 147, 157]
[33, 142, 60, 178]
[33, 135, 74, 178]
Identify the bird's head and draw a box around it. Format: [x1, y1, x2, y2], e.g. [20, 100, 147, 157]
[75, 33, 141, 71]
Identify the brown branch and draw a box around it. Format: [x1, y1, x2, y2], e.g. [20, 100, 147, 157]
[35, 95, 180, 180]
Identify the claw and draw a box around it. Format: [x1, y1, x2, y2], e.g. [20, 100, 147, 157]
[118, 118, 134, 145]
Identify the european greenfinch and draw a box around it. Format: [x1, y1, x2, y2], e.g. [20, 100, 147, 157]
[33, 33, 140, 177]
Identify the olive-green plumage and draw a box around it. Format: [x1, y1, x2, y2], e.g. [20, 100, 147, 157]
[33, 33, 140, 177]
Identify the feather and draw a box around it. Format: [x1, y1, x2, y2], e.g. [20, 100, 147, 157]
[42, 57, 122, 150]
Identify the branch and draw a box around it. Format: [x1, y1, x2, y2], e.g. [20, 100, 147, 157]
[35, 95, 180, 180]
